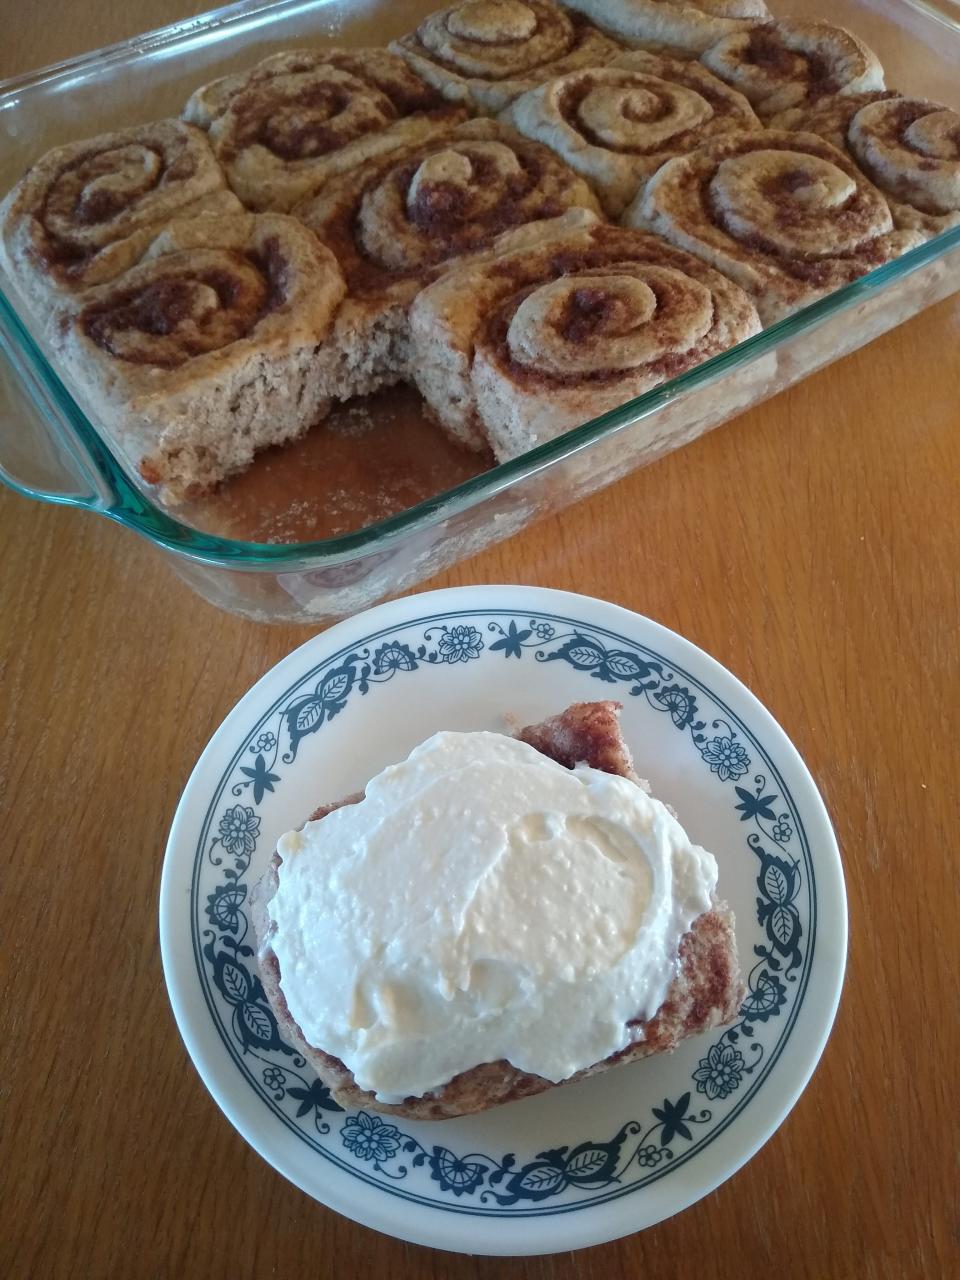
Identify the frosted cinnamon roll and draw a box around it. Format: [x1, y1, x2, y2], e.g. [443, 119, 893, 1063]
[502, 50, 759, 216]
[408, 211, 761, 459]
[55, 213, 346, 500]
[626, 130, 924, 323]
[558, 0, 769, 56]
[700, 21, 885, 119]
[771, 94, 960, 239]
[389, 0, 622, 114]
[0, 120, 240, 316]
[295, 118, 601, 414]
[193, 49, 466, 211]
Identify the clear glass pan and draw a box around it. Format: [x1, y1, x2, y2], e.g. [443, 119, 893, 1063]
[1, 0, 958, 622]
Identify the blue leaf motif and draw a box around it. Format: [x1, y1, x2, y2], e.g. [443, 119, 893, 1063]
[292, 698, 324, 734]
[546, 636, 606, 670]
[604, 651, 645, 680]
[514, 1163, 566, 1197]
[769, 904, 797, 948]
[568, 644, 606, 668]
[763, 862, 792, 906]
[240, 1002, 275, 1044]
[564, 1144, 613, 1182]
[319, 667, 353, 703]
[218, 957, 251, 1004]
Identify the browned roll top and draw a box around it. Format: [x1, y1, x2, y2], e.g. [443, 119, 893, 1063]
[555, 67, 746, 156]
[296, 120, 600, 293]
[216, 71, 404, 165]
[409, 0, 588, 81]
[477, 229, 753, 387]
[13, 121, 234, 280]
[80, 241, 287, 368]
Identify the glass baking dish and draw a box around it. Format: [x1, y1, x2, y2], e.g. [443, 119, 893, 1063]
[1, 0, 958, 624]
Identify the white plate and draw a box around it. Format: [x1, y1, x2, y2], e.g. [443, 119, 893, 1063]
[160, 585, 846, 1255]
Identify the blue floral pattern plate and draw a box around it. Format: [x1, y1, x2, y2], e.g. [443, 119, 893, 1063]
[160, 586, 846, 1255]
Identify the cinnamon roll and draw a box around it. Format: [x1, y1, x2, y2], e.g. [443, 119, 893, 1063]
[502, 50, 759, 217]
[389, 0, 622, 115]
[0, 120, 240, 317]
[626, 130, 924, 324]
[771, 94, 960, 238]
[192, 49, 466, 211]
[408, 210, 761, 459]
[55, 213, 347, 500]
[184, 47, 442, 129]
[295, 118, 602, 415]
[558, 0, 770, 56]
[700, 20, 885, 119]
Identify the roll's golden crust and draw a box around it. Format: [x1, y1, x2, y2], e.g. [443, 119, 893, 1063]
[390, 0, 624, 114]
[628, 129, 924, 323]
[55, 213, 346, 498]
[770, 94, 960, 238]
[558, 0, 770, 56]
[251, 701, 744, 1120]
[700, 20, 885, 119]
[0, 119, 241, 313]
[187, 48, 464, 212]
[296, 118, 600, 297]
[502, 51, 760, 216]
[408, 214, 761, 459]
[184, 47, 443, 129]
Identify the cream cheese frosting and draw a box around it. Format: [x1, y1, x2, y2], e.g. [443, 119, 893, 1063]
[267, 730, 717, 1102]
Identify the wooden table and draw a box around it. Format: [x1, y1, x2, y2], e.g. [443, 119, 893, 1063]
[2, 5, 957, 1277]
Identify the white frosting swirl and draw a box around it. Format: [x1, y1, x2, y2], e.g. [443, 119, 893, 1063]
[268, 731, 718, 1101]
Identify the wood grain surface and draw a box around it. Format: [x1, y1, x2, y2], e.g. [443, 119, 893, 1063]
[1, 5, 958, 1278]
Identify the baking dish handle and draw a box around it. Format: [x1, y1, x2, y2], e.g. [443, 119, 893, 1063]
[0, 330, 118, 511]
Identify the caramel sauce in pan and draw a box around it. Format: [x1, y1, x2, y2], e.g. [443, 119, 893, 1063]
[174, 384, 491, 544]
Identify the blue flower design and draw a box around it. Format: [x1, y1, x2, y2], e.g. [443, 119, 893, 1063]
[734, 785, 778, 822]
[692, 1043, 745, 1100]
[741, 970, 788, 1023]
[653, 684, 697, 730]
[534, 622, 555, 640]
[436, 625, 484, 664]
[772, 816, 793, 842]
[372, 641, 419, 674]
[238, 754, 281, 805]
[429, 1147, 486, 1196]
[218, 805, 260, 858]
[651, 1093, 693, 1144]
[205, 881, 246, 934]
[341, 1112, 402, 1163]
[636, 1145, 662, 1168]
[489, 620, 532, 659]
[263, 1066, 285, 1093]
[253, 732, 276, 753]
[701, 735, 750, 782]
[287, 1079, 343, 1118]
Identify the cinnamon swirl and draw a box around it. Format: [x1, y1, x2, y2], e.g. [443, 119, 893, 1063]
[408, 210, 761, 458]
[700, 20, 885, 119]
[502, 51, 759, 216]
[295, 118, 602, 416]
[0, 120, 240, 316]
[558, 0, 770, 56]
[184, 47, 442, 129]
[191, 48, 466, 211]
[389, 0, 622, 114]
[627, 129, 924, 323]
[56, 213, 346, 500]
[771, 94, 960, 238]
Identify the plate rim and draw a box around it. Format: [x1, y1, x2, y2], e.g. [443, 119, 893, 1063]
[160, 584, 847, 1255]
